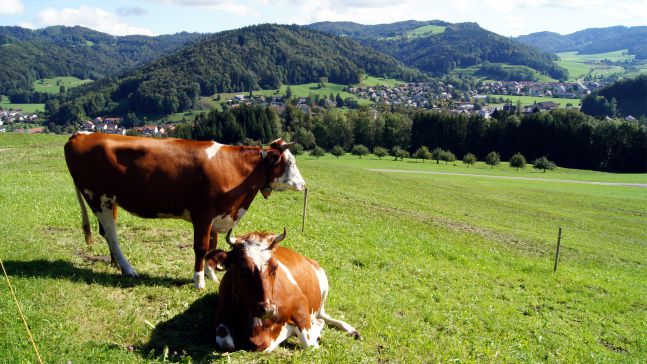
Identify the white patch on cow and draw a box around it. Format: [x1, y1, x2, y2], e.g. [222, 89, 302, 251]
[211, 208, 245, 233]
[193, 270, 205, 289]
[314, 267, 328, 300]
[77, 131, 93, 135]
[277, 260, 298, 286]
[264, 324, 297, 353]
[83, 189, 95, 200]
[245, 245, 272, 272]
[253, 316, 263, 327]
[95, 194, 137, 277]
[205, 264, 218, 282]
[205, 141, 222, 159]
[296, 321, 322, 349]
[156, 209, 191, 221]
[270, 149, 306, 191]
[216, 324, 235, 352]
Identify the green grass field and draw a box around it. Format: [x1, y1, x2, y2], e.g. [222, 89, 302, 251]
[451, 64, 558, 83]
[0, 95, 44, 113]
[490, 94, 581, 107]
[33, 76, 93, 94]
[1, 134, 645, 362]
[555, 50, 647, 81]
[556, 50, 635, 63]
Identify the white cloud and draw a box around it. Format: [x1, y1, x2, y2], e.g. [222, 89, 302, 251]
[35, 6, 155, 36]
[0, 0, 24, 15]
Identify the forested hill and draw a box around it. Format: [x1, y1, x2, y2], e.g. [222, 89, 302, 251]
[49, 24, 423, 123]
[308, 21, 568, 80]
[516, 26, 647, 59]
[580, 75, 647, 118]
[0, 25, 203, 97]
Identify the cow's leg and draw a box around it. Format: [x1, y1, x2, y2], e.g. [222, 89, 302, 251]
[192, 217, 213, 289]
[205, 230, 219, 282]
[315, 267, 361, 339]
[95, 195, 137, 277]
[289, 301, 322, 349]
[263, 324, 297, 353]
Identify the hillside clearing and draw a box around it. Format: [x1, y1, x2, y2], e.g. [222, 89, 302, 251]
[33, 76, 93, 94]
[1, 134, 645, 363]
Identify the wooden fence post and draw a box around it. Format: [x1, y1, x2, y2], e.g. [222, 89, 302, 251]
[301, 187, 308, 233]
[553, 227, 562, 272]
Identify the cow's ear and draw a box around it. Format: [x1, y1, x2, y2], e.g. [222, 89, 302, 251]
[206, 249, 229, 271]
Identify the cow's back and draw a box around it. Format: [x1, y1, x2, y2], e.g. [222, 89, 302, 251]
[274, 247, 323, 313]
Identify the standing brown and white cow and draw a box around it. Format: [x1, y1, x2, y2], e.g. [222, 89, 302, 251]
[206, 229, 360, 352]
[64, 133, 305, 288]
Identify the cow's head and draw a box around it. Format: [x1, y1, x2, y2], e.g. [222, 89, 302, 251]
[261, 139, 305, 198]
[206, 229, 286, 321]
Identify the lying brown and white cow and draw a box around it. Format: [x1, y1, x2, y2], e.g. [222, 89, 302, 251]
[206, 229, 360, 352]
[64, 133, 305, 288]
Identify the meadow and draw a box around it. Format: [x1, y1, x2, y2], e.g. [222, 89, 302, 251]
[451, 64, 558, 83]
[33, 77, 93, 94]
[555, 50, 647, 81]
[490, 94, 581, 107]
[1, 133, 645, 363]
[0, 95, 44, 113]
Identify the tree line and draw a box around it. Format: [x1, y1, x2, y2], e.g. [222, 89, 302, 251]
[170, 103, 646, 173]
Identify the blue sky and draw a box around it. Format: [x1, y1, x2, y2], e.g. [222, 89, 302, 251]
[1, 0, 645, 37]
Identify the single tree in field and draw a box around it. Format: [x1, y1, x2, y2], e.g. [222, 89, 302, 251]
[485, 151, 500, 168]
[463, 153, 477, 167]
[390, 146, 403, 161]
[509, 152, 527, 171]
[533, 156, 556, 172]
[351, 144, 369, 158]
[413, 146, 432, 162]
[291, 143, 304, 156]
[440, 150, 456, 165]
[431, 147, 444, 164]
[395, 148, 410, 161]
[310, 145, 325, 159]
[331, 145, 345, 159]
[285, 85, 293, 100]
[373, 146, 388, 159]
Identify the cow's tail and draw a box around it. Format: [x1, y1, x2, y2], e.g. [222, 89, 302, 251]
[74, 187, 93, 246]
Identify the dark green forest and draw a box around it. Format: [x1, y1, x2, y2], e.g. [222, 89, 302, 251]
[516, 25, 647, 58]
[580, 75, 647, 117]
[310, 21, 568, 80]
[172, 104, 646, 173]
[0, 26, 203, 99]
[46, 24, 423, 123]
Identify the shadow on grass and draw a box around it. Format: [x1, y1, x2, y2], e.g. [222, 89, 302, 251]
[138, 293, 220, 362]
[1, 259, 191, 288]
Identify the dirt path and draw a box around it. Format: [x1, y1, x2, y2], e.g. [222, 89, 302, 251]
[367, 169, 647, 188]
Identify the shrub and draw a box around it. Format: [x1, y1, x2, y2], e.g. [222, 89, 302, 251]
[310, 145, 325, 159]
[331, 145, 345, 159]
[485, 151, 501, 168]
[291, 143, 304, 156]
[509, 152, 527, 171]
[395, 148, 410, 160]
[533, 156, 556, 172]
[373, 146, 388, 159]
[351, 144, 369, 158]
[413, 146, 432, 162]
[463, 153, 477, 167]
[440, 150, 456, 165]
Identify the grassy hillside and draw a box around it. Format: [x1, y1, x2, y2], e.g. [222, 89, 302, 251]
[555, 50, 647, 81]
[33, 76, 92, 94]
[0, 95, 44, 112]
[490, 94, 581, 107]
[451, 64, 558, 82]
[1, 134, 645, 362]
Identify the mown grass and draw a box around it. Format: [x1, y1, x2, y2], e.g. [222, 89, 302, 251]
[0, 134, 645, 363]
[556, 50, 635, 63]
[0, 95, 44, 113]
[33, 76, 92, 94]
[490, 94, 581, 107]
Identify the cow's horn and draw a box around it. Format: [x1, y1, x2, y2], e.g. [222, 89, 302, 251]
[280, 142, 296, 151]
[225, 229, 236, 246]
[273, 227, 287, 245]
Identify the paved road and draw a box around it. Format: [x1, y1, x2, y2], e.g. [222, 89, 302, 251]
[367, 169, 647, 188]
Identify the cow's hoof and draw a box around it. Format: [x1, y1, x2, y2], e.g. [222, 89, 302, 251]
[351, 331, 362, 341]
[122, 269, 139, 278]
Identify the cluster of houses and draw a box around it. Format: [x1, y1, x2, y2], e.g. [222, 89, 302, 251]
[0, 109, 40, 132]
[79, 117, 175, 136]
[477, 80, 607, 99]
[348, 82, 456, 108]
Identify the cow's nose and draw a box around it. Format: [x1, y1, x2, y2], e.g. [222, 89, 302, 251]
[257, 301, 277, 319]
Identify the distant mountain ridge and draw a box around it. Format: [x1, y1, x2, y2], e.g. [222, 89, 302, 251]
[49, 24, 423, 122]
[308, 21, 568, 80]
[0, 25, 204, 97]
[516, 26, 647, 59]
